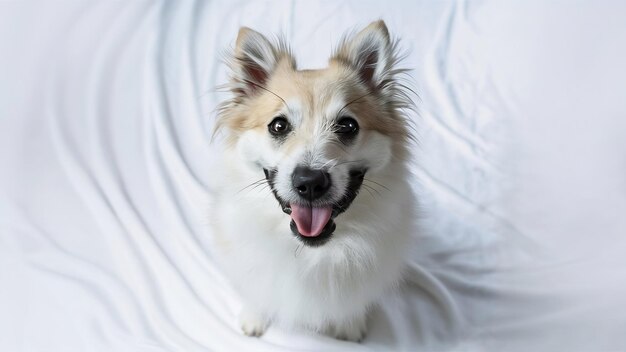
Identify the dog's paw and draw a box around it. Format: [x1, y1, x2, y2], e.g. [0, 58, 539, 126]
[239, 307, 268, 337]
[331, 316, 368, 343]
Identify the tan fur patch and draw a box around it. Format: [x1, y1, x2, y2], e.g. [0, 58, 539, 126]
[218, 59, 409, 150]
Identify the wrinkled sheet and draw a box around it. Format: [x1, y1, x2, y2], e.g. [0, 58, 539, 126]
[1, 1, 626, 351]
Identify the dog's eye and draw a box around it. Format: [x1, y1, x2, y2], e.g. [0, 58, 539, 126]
[335, 117, 359, 135]
[268, 116, 291, 136]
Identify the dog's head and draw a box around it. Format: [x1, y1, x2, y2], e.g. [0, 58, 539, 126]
[216, 21, 412, 246]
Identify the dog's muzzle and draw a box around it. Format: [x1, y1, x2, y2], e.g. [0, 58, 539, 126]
[264, 167, 366, 247]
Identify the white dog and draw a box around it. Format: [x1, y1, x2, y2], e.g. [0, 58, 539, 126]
[211, 20, 416, 342]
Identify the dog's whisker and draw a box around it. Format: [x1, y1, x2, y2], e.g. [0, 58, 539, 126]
[294, 244, 304, 258]
[361, 185, 376, 199]
[251, 184, 272, 195]
[336, 91, 374, 119]
[237, 178, 268, 194]
[362, 183, 384, 197]
[241, 178, 266, 189]
[320, 158, 338, 169]
[361, 184, 382, 199]
[257, 185, 272, 194]
[236, 180, 271, 198]
[242, 79, 288, 106]
[364, 178, 391, 192]
[247, 181, 268, 191]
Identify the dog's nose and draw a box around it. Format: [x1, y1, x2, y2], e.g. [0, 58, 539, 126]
[292, 166, 331, 201]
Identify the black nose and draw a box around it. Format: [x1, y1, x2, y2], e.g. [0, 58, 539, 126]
[292, 166, 331, 201]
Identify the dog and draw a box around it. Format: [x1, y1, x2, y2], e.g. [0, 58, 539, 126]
[211, 20, 416, 342]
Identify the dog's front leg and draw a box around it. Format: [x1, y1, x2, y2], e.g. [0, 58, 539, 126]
[328, 313, 368, 342]
[239, 305, 269, 337]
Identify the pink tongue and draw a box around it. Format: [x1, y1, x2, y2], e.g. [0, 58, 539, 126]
[290, 204, 333, 237]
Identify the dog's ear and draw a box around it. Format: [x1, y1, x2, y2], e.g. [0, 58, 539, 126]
[231, 27, 292, 97]
[333, 20, 393, 88]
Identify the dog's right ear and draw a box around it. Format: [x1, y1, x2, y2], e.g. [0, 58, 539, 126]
[231, 28, 292, 97]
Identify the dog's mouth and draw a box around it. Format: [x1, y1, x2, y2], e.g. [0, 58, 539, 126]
[263, 168, 366, 247]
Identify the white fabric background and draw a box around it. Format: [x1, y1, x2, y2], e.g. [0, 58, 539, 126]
[1, 1, 625, 351]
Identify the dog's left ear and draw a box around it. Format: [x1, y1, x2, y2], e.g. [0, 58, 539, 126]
[333, 20, 393, 88]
